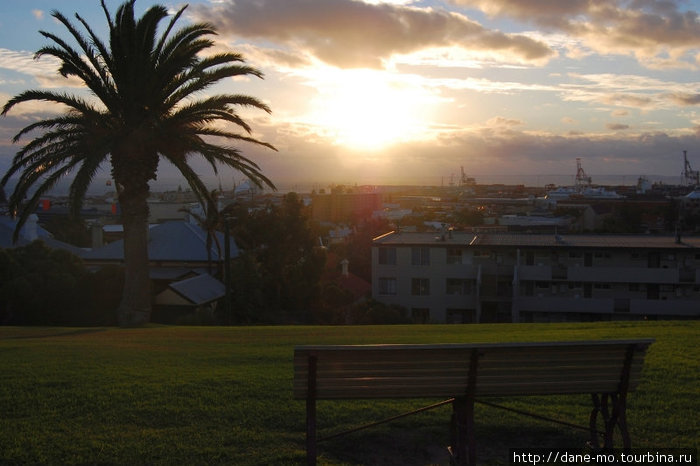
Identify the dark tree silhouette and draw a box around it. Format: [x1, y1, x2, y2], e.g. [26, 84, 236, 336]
[1, 1, 275, 326]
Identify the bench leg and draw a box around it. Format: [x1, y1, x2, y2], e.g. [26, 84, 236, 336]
[306, 396, 316, 466]
[589, 393, 631, 451]
[589, 393, 602, 449]
[450, 396, 476, 466]
[306, 355, 318, 466]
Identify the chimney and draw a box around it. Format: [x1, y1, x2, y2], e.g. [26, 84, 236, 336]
[22, 214, 38, 241]
[340, 258, 349, 278]
[91, 222, 104, 248]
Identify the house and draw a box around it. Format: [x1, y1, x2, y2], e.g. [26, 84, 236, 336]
[323, 254, 371, 304]
[81, 220, 238, 270]
[80, 220, 238, 299]
[372, 230, 700, 323]
[0, 214, 84, 255]
[153, 273, 225, 323]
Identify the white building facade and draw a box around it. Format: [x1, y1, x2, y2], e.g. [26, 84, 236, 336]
[372, 231, 700, 323]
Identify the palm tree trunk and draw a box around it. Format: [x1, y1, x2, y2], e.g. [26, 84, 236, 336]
[117, 193, 152, 327]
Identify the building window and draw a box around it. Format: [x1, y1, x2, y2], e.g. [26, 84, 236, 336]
[378, 247, 397, 265]
[497, 281, 511, 297]
[411, 278, 430, 296]
[411, 247, 430, 266]
[446, 279, 472, 295]
[378, 277, 397, 295]
[629, 283, 640, 292]
[447, 248, 462, 264]
[412, 308, 430, 324]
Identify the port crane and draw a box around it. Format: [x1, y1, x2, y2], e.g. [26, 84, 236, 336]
[460, 166, 476, 186]
[681, 150, 699, 186]
[575, 158, 592, 192]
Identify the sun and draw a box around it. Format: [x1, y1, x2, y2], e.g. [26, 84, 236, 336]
[305, 69, 433, 151]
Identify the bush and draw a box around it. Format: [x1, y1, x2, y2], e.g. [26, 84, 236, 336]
[0, 242, 123, 326]
[343, 299, 410, 325]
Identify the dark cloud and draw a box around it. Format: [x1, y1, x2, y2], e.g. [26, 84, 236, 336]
[606, 123, 631, 130]
[190, 0, 554, 69]
[668, 92, 700, 106]
[217, 119, 700, 187]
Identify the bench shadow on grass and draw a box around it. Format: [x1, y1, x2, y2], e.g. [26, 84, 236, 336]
[321, 415, 589, 465]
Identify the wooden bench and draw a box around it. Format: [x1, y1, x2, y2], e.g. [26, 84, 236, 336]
[294, 339, 654, 465]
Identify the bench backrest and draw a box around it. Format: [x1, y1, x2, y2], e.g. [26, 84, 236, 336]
[293, 339, 654, 400]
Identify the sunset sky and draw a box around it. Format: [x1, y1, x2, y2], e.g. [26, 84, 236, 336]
[2, 0, 700, 191]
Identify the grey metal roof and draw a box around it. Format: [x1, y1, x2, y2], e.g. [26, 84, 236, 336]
[0, 215, 51, 248]
[168, 273, 225, 305]
[373, 230, 700, 249]
[0, 215, 84, 255]
[82, 221, 239, 262]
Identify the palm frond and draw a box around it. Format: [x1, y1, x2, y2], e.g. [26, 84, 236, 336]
[3, 89, 99, 120]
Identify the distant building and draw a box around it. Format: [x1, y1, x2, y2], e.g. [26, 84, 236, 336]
[372, 231, 700, 323]
[311, 191, 382, 223]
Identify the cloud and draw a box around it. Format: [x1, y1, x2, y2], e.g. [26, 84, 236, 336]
[606, 123, 631, 130]
[0, 48, 83, 88]
[560, 73, 700, 110]
[190, 0, 555, 69]
[449, 0, 700, 69]
[668, 92, 700, 106]
[486, 116, 522, 127]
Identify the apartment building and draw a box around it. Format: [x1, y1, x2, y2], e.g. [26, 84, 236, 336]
[372, 230, 700, 323]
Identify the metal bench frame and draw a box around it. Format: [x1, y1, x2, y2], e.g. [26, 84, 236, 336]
[294, 339, 654, 466]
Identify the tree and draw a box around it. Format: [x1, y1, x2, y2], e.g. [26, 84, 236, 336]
[226, 193, 325, 322]
[180, 189, 223, 274]
[1, 1, 275, 326]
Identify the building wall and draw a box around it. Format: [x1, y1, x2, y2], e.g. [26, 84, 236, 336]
[312, 192, 382, 223]
[372, 233, 700, 323]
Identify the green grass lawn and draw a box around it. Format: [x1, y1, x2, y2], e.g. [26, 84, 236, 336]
[0, 321, 697, 465]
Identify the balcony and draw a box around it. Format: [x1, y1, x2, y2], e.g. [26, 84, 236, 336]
[517, 265, 551, 281]
[568, 266, 680, 284]
[515, 297, 613, 314]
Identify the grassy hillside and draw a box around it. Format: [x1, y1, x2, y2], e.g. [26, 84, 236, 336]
[0, 321, 697, 465]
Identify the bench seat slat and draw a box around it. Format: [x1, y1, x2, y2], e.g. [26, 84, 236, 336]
[294, 340, 653, 400]
[294, 358, 645, 375]
[294, 362, 642, 381]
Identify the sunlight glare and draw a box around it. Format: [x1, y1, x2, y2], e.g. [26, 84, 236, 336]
[305, 69, 434, 151]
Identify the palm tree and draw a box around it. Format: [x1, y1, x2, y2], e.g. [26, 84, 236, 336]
[180, 188, 223, 275]
[0, 1, 276, 326]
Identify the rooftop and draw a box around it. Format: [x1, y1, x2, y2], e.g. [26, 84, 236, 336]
[373, 231, 700, 249]
[82, 221, 239, 262]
